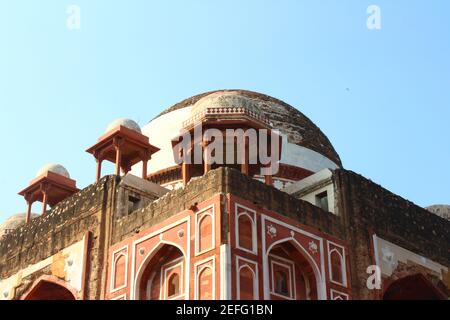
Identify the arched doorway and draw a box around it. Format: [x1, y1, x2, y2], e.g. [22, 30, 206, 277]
[23, 280, 76, 300]
[383, 274, 447, 300]
[137, 244, 186, 300]
[266, 241, 320, 300]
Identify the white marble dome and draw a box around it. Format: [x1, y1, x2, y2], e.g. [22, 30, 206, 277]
[106, 118, 141, 133]
[36, 163, 70, 178]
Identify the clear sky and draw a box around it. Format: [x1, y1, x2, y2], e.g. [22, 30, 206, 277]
[0, 1, 449, 222]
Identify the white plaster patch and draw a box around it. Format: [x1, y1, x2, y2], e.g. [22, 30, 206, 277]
[0, 237, 86, 300]
[63, 240, 85, 292]
[373, 235, 448, 279]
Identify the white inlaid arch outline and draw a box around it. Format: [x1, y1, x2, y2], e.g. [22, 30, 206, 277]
[327, 241, 348, 287]
[129, 216, 191, 300]
[265, 237, 324, 300]
[133, 240, 187, 300]
[110, 245, 128, 293]
[261, 215, 327, 300]
[236, 256, 259, 300]
[235, 204, 258, 255]
[194, 257, 216, 300]
[330, 289, 349, 300]
[195, 205, 216, 256]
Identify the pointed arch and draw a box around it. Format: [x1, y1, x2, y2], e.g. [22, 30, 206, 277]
[21, 275, 77, 300]
[197, 265, 214, 300]
[237, 212, 256, 253]
[265, 237, 325, 300]
[237, 264, 257, 300]
[383, 273, 447, 300]
[167, 272, 181, 298]
[112, 253, 127, 290]
[198, 213, 213, 253]
[329, 249, 345, 286]
[134, 240, 187, 300]
[195, 206, 215, 255]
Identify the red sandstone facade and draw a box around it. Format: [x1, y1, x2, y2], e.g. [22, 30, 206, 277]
[106, 194, 351, 300]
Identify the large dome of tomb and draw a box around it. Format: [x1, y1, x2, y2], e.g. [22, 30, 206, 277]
[131, 89, 342, 189]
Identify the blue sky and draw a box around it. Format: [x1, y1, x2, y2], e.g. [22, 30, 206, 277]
[0, 1, 449, 221]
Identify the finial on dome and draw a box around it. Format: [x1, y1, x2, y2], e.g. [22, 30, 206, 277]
[36, 163, 70, 179]
[106, 118, 141, 133]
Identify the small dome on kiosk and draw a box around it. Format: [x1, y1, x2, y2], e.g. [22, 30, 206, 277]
[106, 118, 141, 133]
[36, 164, 70, 179]
[0, 213, 39, 236]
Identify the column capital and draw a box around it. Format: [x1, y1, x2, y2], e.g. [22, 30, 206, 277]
[113, 136, 124, 149]
[93, 149, 105, 161]
[139, 149, 151, 161]
[40, 182, 50, 193]
[24, 193, 33, 203]
[121, 162, 132, 174]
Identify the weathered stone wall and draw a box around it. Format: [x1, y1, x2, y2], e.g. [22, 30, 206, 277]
[0, 175, 118, 300]
[334, 169, 450, 299]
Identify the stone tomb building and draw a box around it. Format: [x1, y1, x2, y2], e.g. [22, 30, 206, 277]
[0, 90, 448, 300]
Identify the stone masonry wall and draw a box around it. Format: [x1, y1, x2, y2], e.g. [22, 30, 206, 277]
[334, 169, 450, 299]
